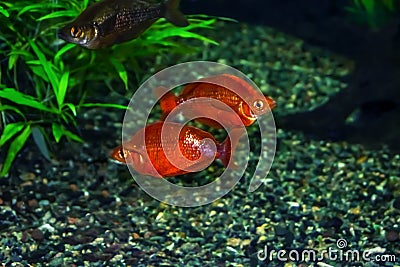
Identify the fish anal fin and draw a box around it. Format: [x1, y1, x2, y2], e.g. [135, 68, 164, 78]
[164, 0, 189, 27]
[217, 127, 246, 168]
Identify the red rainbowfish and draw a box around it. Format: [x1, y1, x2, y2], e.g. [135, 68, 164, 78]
[110, 121, 243, 177]
[156, 74, 276, 128]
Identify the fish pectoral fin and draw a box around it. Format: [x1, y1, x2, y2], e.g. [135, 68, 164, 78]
[124, 147, 147, 165]
[96, 14, 117, 36]
[125, 145, 142, 155]
[164, 0, 189, 27]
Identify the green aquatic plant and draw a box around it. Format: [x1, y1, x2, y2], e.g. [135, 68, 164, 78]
[346, 0, 398, 29]
[0, 0, 219, 177]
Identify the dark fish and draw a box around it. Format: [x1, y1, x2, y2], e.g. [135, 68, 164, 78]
[58, 0, 189, 49]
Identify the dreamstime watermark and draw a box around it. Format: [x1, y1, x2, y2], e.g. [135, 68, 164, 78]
[257, 238, 398, 264]
[121, 61, 277, 207]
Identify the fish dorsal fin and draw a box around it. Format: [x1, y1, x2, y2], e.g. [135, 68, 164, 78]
[158, 90, 179, 116]
[164, 0, 189, 27]
[153, 86, 178, 117]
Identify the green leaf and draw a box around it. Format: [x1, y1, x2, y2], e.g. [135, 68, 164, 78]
[64, 103, 77, 116]
[361, 0, 375, 15]
[52, 123, 64, 143]
[201, 15, 237, 23]
[0, 122, 25, 147]
[52, 123, 83, 143]
[59, 112, 72, 125]
[8, 54, 19, 70]
[16, 4, 45, 17]
[382, 0, 395, 11]
[57, 71, 69, 107]
[0, 88, 55, 113]
[37, 10, 78, 21]
[0, 105, 25, 118]
[80, 103, 128, 109]
[0, 125, 31, 177]
[9, 49, 33, 59]
[353, 0, 363, 10]
[29, 40, 60, 93]
[345, 6, 361, 14]
[8, 50, 33, 70]
[142, 17, 219, 45]
[31, 126, 50, 161]
[16, 3, 63, 17]
[27, 65, 48, 82]
[110, 58, 129, 90]
[146, 27, 218, 45]
[63, 129, 83, 143]
[54, 43, 76, 66]
[0, 6, 10, 18]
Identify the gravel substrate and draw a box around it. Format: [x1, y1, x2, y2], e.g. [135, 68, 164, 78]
[1, 21, 399, 266]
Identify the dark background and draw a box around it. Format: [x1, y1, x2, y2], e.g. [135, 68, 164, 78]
[182, 0, 400, 152]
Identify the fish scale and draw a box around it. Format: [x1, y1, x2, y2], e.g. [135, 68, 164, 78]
[114, 8, 161, 30]
[180, 87, 242, 106]
[144, 126, 204, 161]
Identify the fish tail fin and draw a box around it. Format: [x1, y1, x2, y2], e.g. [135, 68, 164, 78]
[265, 95, 277, 110]
[164, 0, 189, 27]
[217, 127, 246, 168]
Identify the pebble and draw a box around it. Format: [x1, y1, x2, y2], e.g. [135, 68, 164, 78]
[39, 199, 50, 206]
[39, 223, 55, 233]
[30, 229, 44, 242]
[227, 237, 242, 247]
[0, 17, 398, 267]
[274, 225, 288, 236]
[385, 230, 399, 242]
[321, 217, 343, 229]
[27, 199, 39, 209]
[393, 197, 400, 210]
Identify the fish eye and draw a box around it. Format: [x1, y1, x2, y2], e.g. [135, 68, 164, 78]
[253, 99, 265, 110]
[119, 148, 125, 159]
[116, 148, 130, 161]
[70, 26, 83, 38]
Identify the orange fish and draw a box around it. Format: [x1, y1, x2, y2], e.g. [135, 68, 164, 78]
[156, 74, 276, 128]
[110, 121, 243, 177]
